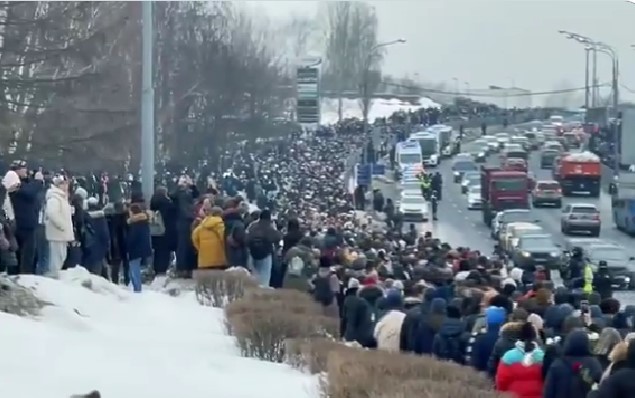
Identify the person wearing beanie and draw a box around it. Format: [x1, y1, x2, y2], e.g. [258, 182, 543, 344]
[432, 304, 466, 364]
[543, 330, 603, 398]
[496, 322, 545, 398]
[373, 287, 406, 353]
[399, 287, 437, 353]
[469, 306, 507, 373]
[488, 308, 538, 378]
[311, 255, 340, 318]
[341, 277, 375, 348]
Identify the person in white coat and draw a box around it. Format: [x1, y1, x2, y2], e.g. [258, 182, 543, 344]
[373, 288, 406, 353]
[44, 176, 74, 278]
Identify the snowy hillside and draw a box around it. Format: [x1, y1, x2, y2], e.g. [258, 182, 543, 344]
[320, 96, 439, 125]
[0, 268, 316, 398]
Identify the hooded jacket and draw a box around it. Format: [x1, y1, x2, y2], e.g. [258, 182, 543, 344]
[127, 212, 152, 260]
[432, 316, 466, 364]
[399, 288, 437, 353]
[10, 178, 43, 231]
[543, 330, 603, 398]
[374, 292, 405, 353]
[414, 297, 447, 355]
[192, 216, 227, 268]
[44, 186, 74, 242]
[596, 341, 635, 398]
[471, 322, 503, 374]
[83, 210, 111, 267]
[496, 341, 544, 398]
[341, 288, 374, 346]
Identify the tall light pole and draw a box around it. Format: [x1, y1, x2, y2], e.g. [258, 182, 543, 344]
[141, 1, 155, 202]
[560, 31, 619, 175]
[584, 47, 591, 110]
[558, 30, 598, 108]
[360, 38, 405, 194]
[452, 77, 459, 97]
[464, 82, 470, 97]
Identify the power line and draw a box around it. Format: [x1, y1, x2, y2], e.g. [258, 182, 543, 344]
[379, 81, 611, 98]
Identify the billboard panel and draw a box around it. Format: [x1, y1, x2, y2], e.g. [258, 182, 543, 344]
[296, 67, 320, 124]
[620, 108, 635, 166]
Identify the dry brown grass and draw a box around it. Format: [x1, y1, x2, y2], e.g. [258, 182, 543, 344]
[369, 380, 508, 398]
[194, 268, 258, 307]
[285, 338, 349, 374]
[322, 348, 495, 398]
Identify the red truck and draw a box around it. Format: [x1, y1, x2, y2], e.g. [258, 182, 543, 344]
[553, 151, 601, 197]
[481, 165, 529, 226]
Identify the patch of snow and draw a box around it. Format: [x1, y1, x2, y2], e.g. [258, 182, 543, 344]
[320, 96, 440, 125]
[1, 270, 318, 398]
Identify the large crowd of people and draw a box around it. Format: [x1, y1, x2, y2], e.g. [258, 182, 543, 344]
[1, 101, 633, 398]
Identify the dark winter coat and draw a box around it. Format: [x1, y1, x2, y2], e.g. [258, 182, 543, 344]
[83, 210, 110, 268]
[543, 331, 603, 398]
[172, 185, 199, 222]
[544, 304, 574, 335]
[414, 298, 447, 355]
[222, 209, 247, 267]
[10, 179, 43, 231]
[246, 219, 281, 257]
[341, 289, 375, 346]
[150, 192, 177, 249]
[432, 317, 466, 364]
[126, 212, 152, 260]
[470, 324, 502, 373]
[400, 289, 437, 352]
[282, 225, 303, 256]
[488, 321, 525, 377]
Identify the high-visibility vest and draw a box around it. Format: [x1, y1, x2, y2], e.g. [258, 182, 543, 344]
[583, 263, 594, 294]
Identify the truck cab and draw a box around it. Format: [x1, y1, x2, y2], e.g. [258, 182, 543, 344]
[480, 165, 529, 225]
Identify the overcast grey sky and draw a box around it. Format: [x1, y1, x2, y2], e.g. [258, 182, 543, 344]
[245, 0, 635, 103]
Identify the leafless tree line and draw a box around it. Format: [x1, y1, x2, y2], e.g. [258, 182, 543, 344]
[0, 1, 290, 172]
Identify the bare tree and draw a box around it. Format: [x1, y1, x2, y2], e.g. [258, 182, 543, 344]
[282, 14, 319, 61]
[323, 2, 380, 122]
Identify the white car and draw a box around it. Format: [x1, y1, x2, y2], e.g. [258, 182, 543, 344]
[483, 135, 499, 152]
[398, 194, 430, 221]
[496, 133, 509, 147]
[467, 185, 482, 210]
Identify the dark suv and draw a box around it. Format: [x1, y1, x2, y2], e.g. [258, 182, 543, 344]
[584, 243, 635, 290]
[512, 233, 562, 272]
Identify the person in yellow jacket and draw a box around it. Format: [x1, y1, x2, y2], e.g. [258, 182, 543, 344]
[191, 207, 227, 272]
[582, 262, 594, 295]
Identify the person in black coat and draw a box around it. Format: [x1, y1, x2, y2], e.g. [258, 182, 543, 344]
[414, 297, 447, 355]
[171, 177, 199, 278]
[400, 287, 437, 353]
[341, 278, 374, 347]
[83, 198, 110, 276]
[126, 204, 152, 293]
[150, 186, 177, 276]
[594, 341, 635, 398]
[593, 261, 613, 300]
[222, 199, 247, 268]
[272, 218, 303, 288]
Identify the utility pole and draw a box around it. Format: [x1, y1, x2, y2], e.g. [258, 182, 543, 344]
[584, 47, 590, 111]
[592, 48, 598, 107]
[141, 1, 155, 202]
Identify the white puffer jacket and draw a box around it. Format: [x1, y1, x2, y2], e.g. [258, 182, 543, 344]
[45, 186, 74, 242]
[374, 310, 406, 353]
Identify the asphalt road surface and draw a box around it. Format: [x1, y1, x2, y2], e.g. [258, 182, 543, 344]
[455, 131, 635, 303]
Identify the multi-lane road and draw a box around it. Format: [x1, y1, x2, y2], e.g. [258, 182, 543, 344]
[374, 127, 635, 302]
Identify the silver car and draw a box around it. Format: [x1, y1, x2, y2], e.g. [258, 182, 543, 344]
[467, 185, 482, 210]
[561, 203, 601, 237]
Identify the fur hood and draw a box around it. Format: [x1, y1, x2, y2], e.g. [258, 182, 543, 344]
[609, 341, 629, 363]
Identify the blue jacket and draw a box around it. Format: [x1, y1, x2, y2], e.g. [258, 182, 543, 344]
[432, 317, 465, 364]
[470, 325, 501, 372]
[127, 212, 152, 260]
[9, 179, 43, 231]
[543, 331, 603, 398]
[414, 297, 446, 355]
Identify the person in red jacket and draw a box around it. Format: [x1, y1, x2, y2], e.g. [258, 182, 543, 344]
[496, 322, 545, 398]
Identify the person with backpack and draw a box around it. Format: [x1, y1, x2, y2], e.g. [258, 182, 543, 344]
[222, 198, 247, 269]
[149, 186, 177, 276]
[309, 256, 340, 318]
[432, 304, 466, 364]
[543, 330, 603, 398]
[496, 322, 545, 398]
[245, 209, 281, 287]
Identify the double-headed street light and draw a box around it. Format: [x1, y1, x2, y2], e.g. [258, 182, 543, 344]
[559, 30, 620, 175]
[558, 30, 598, 108]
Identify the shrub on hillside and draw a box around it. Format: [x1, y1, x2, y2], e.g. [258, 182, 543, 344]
[0, 276, 47, 316]
[285, 337, 347, 374]
[369, 380, 507, 398]
[322, 348, 493, 398]
[194, 268, 258, 307]
[243, 288, 316, 306]
[227, 308, 338, 363]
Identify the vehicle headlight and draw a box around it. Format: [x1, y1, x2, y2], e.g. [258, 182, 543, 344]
[478, 152, 485, 157]
[550, 252, 559, 257]
[453, 171, 460, 176]
[625, 276, 631, 283]
[521, 251, 531, 257]
[430, 154, 438, 161]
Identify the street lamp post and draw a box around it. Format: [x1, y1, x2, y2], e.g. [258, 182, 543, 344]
[584, 47, 591, 110]
[558, 30, 598, 108]
[452, 77, 459, 97]
[559, 30, 619, 175]
[141, 1, 155, 202]
[360, 38, 405, 194]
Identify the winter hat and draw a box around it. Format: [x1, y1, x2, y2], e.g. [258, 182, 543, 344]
[2, 170, 19, 189]
[510, 267, 524, 282]
[447, 305, 462, 319]
[318, 256, 332, 269]
[527, 313, 544, 331]
[347, 278, 360, 290]
[384, 288, 404, 309]
[485, 306, 506, 326]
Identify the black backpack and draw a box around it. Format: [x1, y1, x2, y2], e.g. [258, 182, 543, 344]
[249, 234, 271, 260]
[436, 332, 464, 364]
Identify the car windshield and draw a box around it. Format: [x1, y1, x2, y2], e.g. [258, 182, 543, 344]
[402, 197, 424, 205]
[537, 182, 560, 190]
[521, 236, 554, 250]
[464, 172, 479, 180]
[399, 153, 422, 163]
[502, 211, 532, 223]
[469, 186, 481, 195]
[589, 248, 628, 263]
[453, 161, 477, 171]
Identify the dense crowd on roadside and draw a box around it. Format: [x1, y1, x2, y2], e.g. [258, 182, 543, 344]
[3, 100, 632, 398]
